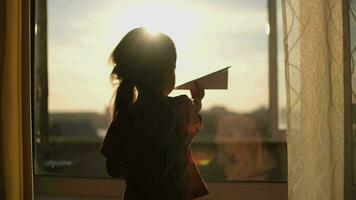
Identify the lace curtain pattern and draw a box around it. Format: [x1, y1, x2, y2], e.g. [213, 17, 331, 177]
[282, 0, 345, 199]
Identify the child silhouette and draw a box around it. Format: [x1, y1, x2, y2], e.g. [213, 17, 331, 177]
[100, 27, 208, 200]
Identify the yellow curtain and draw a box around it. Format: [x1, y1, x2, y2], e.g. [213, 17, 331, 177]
[0, 0, 5, 197]
[1, 0, 25, 199]
[282, 0, 345, 199]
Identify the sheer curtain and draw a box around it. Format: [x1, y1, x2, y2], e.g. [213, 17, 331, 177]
[282, 0, 345, 199]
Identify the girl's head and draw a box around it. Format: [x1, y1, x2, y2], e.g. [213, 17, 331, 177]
[110, 27, 177, 119]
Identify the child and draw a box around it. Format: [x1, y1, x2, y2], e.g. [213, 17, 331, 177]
[100, 27, 209, 200]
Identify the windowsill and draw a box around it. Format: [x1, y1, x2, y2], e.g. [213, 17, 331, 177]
[35, 176, 287, 200]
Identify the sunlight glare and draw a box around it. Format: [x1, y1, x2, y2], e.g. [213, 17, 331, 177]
[115, 2, 202, 49]
[143, 26, 161, 36]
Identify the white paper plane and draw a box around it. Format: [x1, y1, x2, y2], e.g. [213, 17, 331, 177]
[175, 66, 231, 90]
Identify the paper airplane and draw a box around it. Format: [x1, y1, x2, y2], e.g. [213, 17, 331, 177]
[175, 66, 231, 90]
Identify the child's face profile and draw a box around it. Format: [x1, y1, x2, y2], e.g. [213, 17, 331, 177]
[163, 67, 176, 96]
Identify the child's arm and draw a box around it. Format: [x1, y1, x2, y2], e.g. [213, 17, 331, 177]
[169, 83, 204, 141]
[186, 84, 209, 198]
[184, 82, 204, 136]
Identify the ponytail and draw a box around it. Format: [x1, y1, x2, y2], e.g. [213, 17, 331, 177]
[112, 66, 135, 120]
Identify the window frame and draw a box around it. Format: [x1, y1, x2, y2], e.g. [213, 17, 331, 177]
[344, 0, 356, 199]
[35, 176, 287, 199]
[23, 0, 34, 199]
[30, 0, 288, 199]
[268, 0, 286, 141]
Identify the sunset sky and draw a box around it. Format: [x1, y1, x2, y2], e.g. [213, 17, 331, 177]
[47, 0, 273, 114]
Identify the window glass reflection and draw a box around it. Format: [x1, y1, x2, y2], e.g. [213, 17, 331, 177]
[34, 0, 287, 181]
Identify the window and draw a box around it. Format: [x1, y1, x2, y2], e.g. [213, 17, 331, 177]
[33, 0, 287, 198]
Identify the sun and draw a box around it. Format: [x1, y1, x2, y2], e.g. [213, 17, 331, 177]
[143, 26, 161, 36]
[116, 2, 202, 46]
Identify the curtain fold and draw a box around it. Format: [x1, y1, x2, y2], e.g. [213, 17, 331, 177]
[0, 0, 24, 199]
[282, 0, 345, 199]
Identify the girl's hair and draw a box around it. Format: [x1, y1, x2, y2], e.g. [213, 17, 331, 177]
[110, 27, 177, 120]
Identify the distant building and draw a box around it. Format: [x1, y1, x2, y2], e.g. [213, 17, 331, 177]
[48, 112, 110, 142]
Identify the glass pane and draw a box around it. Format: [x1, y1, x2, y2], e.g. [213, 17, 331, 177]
[34, 0, 287, 181]
[350, 0, 356, 184]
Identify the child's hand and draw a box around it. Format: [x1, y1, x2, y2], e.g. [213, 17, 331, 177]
[190, 82, 205, 101]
